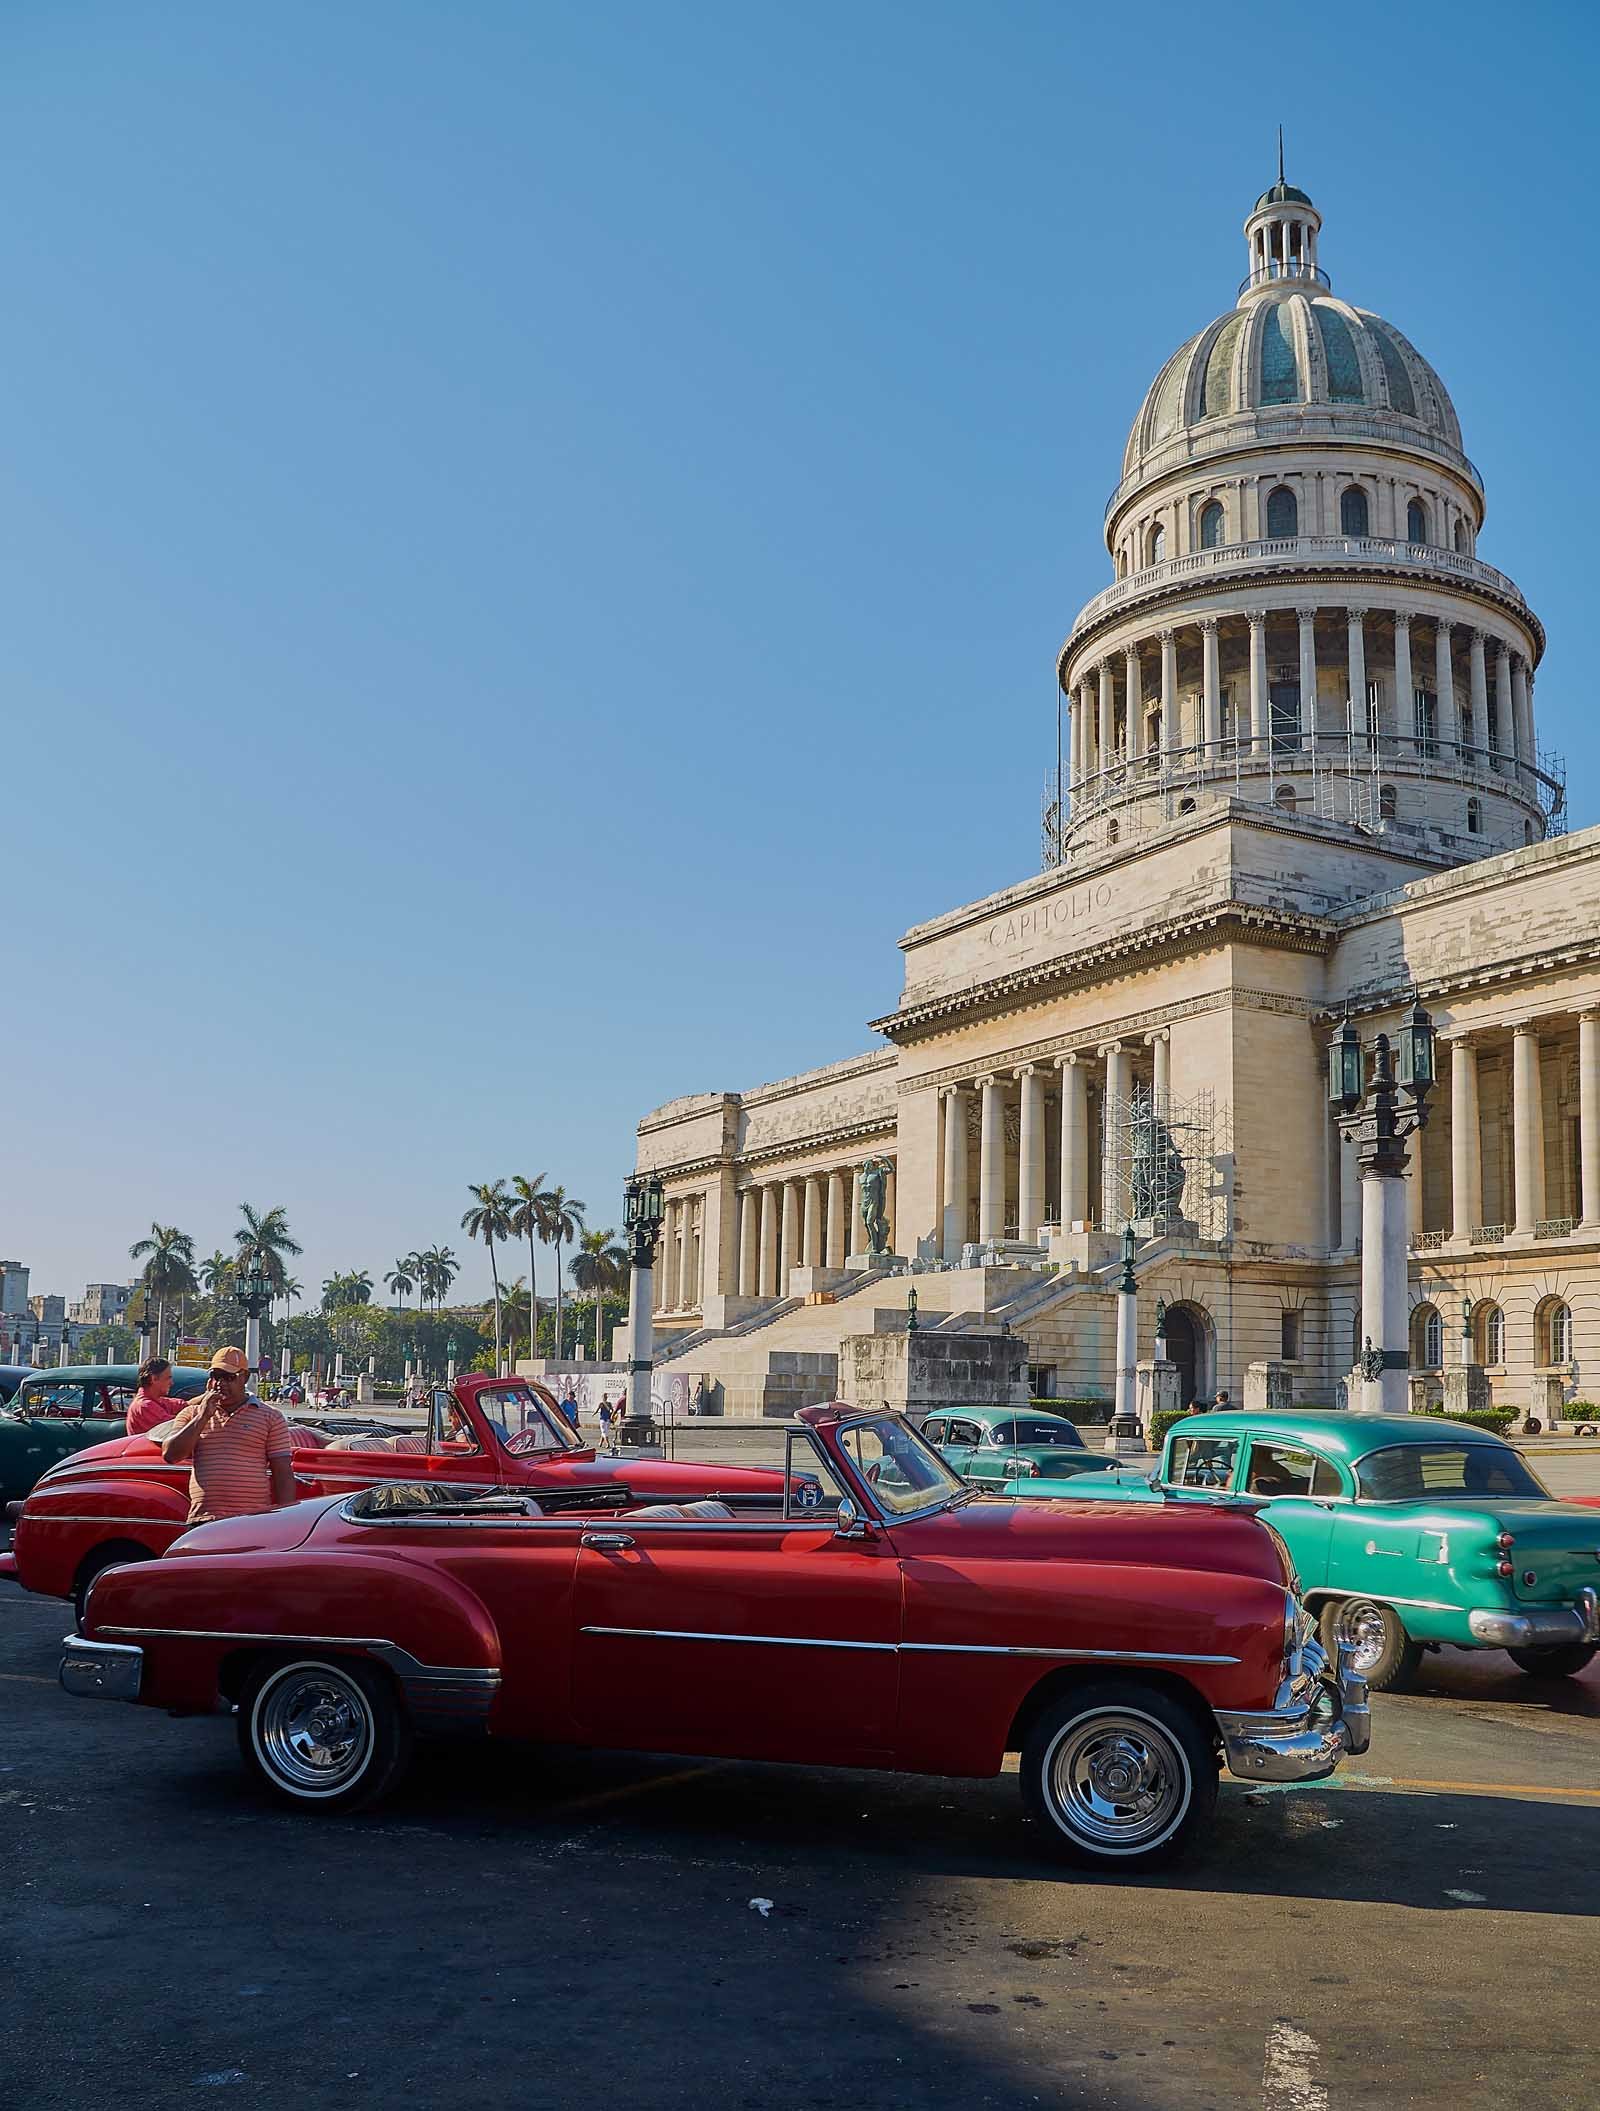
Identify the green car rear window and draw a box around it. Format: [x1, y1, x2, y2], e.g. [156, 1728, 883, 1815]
[996, 1419, 1081, 1446]
[1354, 1444, 1545, 1502]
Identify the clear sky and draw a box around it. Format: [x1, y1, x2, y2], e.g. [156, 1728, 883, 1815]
[6, 0, 1595, 1305]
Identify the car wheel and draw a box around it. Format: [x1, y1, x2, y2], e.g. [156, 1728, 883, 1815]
[73, 1543, 151, 1633]
[1318, 1596, 1421, 1693]
[1019, 1681, 1217, 1872]
[1507, 1642, 1598, 1678]
[237, 1656, 411, 1814]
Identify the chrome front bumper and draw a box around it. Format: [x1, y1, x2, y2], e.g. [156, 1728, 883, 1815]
[1468, 1586, 1600, 1650]
[1214, 1641, 1371, 1784]
[60, 1635, 144, 1703]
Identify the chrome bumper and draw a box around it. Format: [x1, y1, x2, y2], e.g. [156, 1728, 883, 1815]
[59, 1635, 144, 1703]
[1468, 1586, 1600, 1650]
[1215, 1641, 1371, 1784]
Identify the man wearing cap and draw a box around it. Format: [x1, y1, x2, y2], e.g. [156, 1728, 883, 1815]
[160, 1346, 297, 1524]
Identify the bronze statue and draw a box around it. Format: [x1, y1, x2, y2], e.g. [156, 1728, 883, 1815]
[860, 1157, 893, 1257]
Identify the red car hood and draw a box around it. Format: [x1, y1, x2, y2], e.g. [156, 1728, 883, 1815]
[895, 1492, 1291, 1586]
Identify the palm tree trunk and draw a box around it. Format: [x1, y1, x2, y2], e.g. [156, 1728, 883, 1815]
[595, 1281, 603, 1362]
[528, 1233, 539, 1362]
[554, 1246, 563, 1363]
[489, 1243, 504, 1375]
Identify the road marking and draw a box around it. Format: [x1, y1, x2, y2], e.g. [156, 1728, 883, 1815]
[1348, 1771, 1600, 1805]
[0, 1672, 54, 1687]
[1262, 2020, 1328, 2110]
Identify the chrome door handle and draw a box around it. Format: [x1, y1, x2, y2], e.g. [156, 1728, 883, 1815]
[581, 1531, 635, 1551]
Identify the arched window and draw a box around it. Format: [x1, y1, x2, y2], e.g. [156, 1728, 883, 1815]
[1406, 497, 1428, 545]
[1178, 796, 1196, 814]
[1474, 1303, 1505, 1367]
[1453, 519, 1469, 555]
[1340, 485, 1370, 536]
[1106, 819, 1120, 845]
[1199, 500, 1225, 550]
[1540, 1300, 1573, 1366]
[1265, 485, 1298, 539]
[1411, 1304, 1443, 1370]
[1148, 522, 1167, 565]
[1466, 797, 1482, 835]
[1274, 783, 1297, 811]
[1117, 549, 1129, 578]
[1379, 784, 1398, 820]
[1524, 819, 1535, 845]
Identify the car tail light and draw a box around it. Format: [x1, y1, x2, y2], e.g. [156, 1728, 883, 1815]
[1011, 1459, 1040, 1477]
[1497, 1530, 1515, 1550]
[1496, 1560, 1514, 1577]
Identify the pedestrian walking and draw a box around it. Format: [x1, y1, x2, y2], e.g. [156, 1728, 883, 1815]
[596, 1394, 614, 1453]
[125, 1356, 180, 1437]
[160, 1346, 297, 1524]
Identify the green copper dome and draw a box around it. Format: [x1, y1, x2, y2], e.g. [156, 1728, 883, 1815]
[1255, 180, 1314, 209]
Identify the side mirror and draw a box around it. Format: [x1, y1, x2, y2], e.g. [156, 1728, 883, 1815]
[833, 1496, 871, 1540]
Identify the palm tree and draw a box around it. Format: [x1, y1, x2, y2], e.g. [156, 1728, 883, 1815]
[569, 1228, 628, 1360]
[536, 1186, 586, 1359]
[385, 1258, 416, 1312]
[235, 1204, 302, 1293]
[199, 1248, 235, 1298]
[498, 1277, 532, 1363]
[128, 1224, 198, 1357]
[320, 1270, 372, 1312]
[461, 1181, 514, 1375]
[509, 1173, 551, 1350]
[429, 1246, 460, 1308]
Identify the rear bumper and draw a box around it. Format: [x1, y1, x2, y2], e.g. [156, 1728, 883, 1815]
[59, 1635, 144, 1703]
[1214, 1642, 1371, 1784]
[0, 1551, 16, 1581]
[1468, 1586, 1600, 1650]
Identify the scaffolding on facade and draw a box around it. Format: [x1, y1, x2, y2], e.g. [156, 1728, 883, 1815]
[1101, 1085, 1233, 1246]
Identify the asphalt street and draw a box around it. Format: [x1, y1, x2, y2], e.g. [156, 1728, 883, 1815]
[3, 1591, 1598, 2110]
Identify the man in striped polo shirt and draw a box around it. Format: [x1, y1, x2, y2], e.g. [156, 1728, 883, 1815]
[161, 1345, 297, 1525]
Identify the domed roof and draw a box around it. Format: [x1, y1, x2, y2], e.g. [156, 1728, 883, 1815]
[1255, 180, 1313, 209]
[1121, 290, 1463, 486]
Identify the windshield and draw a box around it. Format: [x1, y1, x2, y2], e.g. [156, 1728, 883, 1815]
[474, 1383, 583, 1456]
[1354, 1443, 1549, 1502]
[839, 1413, 968, 1516]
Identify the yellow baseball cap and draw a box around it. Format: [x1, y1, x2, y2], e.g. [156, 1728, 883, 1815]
[209, 1345, 251, 1374]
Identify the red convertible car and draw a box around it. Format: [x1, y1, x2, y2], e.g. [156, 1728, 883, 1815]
[4, 1374, 803, 1624]
[62, 1403, 1369, 1871]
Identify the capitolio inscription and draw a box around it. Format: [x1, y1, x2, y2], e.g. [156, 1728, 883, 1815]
[984, 882, 1112, 951]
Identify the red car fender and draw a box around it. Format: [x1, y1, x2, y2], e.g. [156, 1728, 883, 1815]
[13, 1465, 193, 1598]
[85, 1547, 504, 1725]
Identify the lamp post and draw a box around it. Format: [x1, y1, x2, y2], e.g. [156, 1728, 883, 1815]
[622, 1172, 666, 1438]
[233, 1254, 274, 1376]
[1330, 998, 1437, 1414]
[906, 1287, 919, 1334]
[1105, 1224, 1143, 1454]
[1460, 1295, 1473, 1365]
[447, 1335, 459, 1388]
[1154, 1295, 1169, 1364]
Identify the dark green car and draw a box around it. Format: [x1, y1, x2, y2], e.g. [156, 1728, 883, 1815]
[0, 1363, 209, 1505]
[920, 1404, 1114, 1486]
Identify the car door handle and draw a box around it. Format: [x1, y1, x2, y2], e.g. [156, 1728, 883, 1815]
[581, 1532, 635, 1551]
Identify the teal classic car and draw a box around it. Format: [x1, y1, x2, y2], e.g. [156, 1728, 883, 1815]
[1003, 1410, 1600, 1692]
[920, 1404, 1113, 1485]
[0, 1363, 208, 1505]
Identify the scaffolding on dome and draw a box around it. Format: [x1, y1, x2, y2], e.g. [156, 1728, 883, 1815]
[1101, 1085, 1233, 1246]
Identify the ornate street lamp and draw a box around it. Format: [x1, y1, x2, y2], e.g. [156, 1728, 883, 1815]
[233, 1254, 274, 1376]
[1105, 1224, 1143, 1453]
[906, 1286, 919, 1334]
[621, 1173, 667, 1439]
[1331, 1000, 1437, 1412]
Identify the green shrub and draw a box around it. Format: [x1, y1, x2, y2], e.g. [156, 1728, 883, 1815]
[1434, 1407, 1517, 1434]
[1030, 1396, 1111, 1426]
[1149, 1408, 1191, 1449]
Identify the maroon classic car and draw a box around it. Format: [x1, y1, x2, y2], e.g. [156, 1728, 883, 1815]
[62, 1404, 1368, 1871]
[4, 1375, 804, 1625]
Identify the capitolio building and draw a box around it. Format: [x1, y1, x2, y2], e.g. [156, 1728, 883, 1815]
[631, 174, 1597, 1422]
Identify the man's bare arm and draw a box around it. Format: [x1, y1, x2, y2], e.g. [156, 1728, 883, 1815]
[269, 1456, 296, 1506]
[160, 1397, 217, 1463]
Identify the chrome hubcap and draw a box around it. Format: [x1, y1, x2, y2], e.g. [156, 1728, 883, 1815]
[1335, 1600, 1390, 1676]
[256, 1667, 373, 1794]
[1047, 1712, 1189, 1850]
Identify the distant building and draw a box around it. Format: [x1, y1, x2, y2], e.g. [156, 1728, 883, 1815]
[0, 1263, 30, 1316]
[69, 1282, 131, 1327]
[30, 1293, 66, 1328]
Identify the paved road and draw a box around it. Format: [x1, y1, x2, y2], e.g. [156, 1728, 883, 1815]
[3, 1595, 1598, 2108]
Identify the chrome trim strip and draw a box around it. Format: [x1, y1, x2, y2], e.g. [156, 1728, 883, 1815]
[99, 1625, 398, 1646]
[580, 1624, 896, 1652]
[13, 1515, 173, 1528]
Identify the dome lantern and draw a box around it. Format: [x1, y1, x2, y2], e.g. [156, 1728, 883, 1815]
[1240, 135, 1325, 302]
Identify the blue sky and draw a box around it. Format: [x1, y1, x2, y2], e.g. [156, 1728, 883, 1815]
[6, 0, 1596, 1304]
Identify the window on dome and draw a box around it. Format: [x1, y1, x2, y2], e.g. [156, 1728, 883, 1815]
[1413, 687, 1437, 759]
[1259, 304, 1299, 405]
[1148, 522, 1167, 565]
[1454, 520, 1469, 555]
[1371, 324, 1417, 417]
[1317, 306, 1365, 404]
[1106, 820, 1120, 845]
[1379, 784, 1398, 821]
[1270, 680, 1301, 753]
[1274, 783, 1297, 812]
[1199, 501, 1225, 550]
[1200, 314, 1245, 419]
[1340, 486, 1370, 536]
[1467, 797, 1483, 835]
[1265, 485, 1298, 539]
[1407, 498, 1428, 545]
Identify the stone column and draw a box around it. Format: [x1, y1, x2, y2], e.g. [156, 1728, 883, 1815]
[1159, 629, 1178, 759]
[738, 1189, 758, 1297]
[1394, 613, 1413, 750]
[1359, 1154, 1411, 1415]
[780, 1181, 801, 1291]
[1296, 606, 1317, 745]
[1097, 662, 1115, 776]
[1017, 1065, 1045, 1243]
[1201, 618, 1221, 751]
[1469, 629, 1490, 765]
[758, 1184, 778, 1297]
[802, 1175, 822, 1269]
[978, 1075, 1006, 1243]
[1346, 607, 1367, 739]
[1581, 1013, 1600, 1227]
[1124, 647, 1143, 764]
[1512, 1024, 1546, 1234]
[1057, 1054, 1088, 1227]
[1100, 1041, 1128, 1226]
[1337, 1116, 1360, 1251]
[1512, 655, 1534, 785]
[1496, 642, 1516, 769]
[1248, 608, 1269, 755]
[1147, 1029, 1171, 1114]
[941, 1085, 970, 1261]
[825, 1168, 847, 1269]
[1449, 1039, 1482, 1241]
[1434, 621, 1457, 758]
